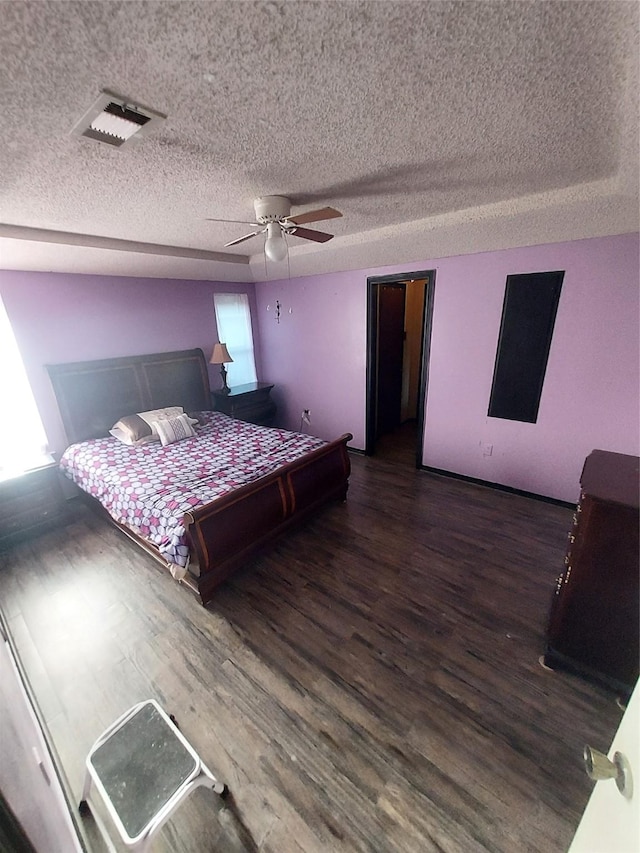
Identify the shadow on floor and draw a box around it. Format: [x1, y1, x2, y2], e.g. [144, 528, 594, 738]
[372, 419, 419, 466]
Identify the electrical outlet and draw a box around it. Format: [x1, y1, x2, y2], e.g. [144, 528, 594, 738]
[301, 409, 311, 424]
[482, 442, 493, 457]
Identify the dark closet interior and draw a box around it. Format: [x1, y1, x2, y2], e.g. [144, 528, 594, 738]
[366, 272, 434, 464]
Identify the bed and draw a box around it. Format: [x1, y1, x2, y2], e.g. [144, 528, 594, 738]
[47, 349, 352, 605]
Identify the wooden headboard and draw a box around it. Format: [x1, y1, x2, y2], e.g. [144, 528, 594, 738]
[47, 348, 212, 445]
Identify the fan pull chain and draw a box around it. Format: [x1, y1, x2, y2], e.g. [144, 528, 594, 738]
[286, 233, 291, 281]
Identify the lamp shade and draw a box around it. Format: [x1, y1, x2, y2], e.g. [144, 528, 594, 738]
[210, 343, 233, 364]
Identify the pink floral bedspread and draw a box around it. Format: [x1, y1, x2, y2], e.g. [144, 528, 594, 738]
[59, 411, 325, 572]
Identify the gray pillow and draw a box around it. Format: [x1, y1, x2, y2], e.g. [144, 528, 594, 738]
[111, 414, 154, 443]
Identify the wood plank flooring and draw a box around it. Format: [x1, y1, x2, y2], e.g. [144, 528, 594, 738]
[0, 435, 624, 852]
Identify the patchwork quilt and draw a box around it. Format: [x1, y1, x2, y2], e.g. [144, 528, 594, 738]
[60, 411, 326, 574]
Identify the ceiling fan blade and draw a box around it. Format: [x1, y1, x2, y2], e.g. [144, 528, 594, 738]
[206, 217, 260, 226]
[285, 207, 342, 226]
[291, 226, 334, 243]
[224, 231, 263, 247]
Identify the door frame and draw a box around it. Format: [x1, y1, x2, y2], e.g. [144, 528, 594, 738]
[365, 269, 436, 465]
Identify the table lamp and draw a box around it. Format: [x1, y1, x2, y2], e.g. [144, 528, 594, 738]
[210, 343, 233, 394]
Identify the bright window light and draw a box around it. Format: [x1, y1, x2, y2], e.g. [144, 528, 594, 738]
[213, 293, 257, 386]
[0, 297, 49, 478]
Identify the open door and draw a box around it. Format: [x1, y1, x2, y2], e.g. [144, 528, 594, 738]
[0, 613, 86, 852]
[569, 680, 639, 851]
[366, 270, 435, 464]
[375, 283, 406, 438]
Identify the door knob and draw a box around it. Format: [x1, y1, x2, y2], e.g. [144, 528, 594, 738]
[583, 746, 633, 799]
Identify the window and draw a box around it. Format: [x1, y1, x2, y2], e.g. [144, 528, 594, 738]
[213, 293, 257, 386]
[0, 297, 49, 477]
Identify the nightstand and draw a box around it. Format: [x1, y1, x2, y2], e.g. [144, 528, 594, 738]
[0, 458, 69, 550]
[211, 382, 277, 426]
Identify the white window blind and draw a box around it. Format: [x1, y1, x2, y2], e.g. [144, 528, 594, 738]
[213, 293, 257, 386]
[0, 297, 49, 477]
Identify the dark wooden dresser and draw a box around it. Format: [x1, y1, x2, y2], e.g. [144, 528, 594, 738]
[211, 382, 276, 426]
[544, 449, 639, 696]
[0, 459, 68, 550]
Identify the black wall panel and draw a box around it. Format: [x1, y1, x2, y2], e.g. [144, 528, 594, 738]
[488, 271, 564, 423]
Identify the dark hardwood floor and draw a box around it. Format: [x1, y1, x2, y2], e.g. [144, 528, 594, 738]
[0, 447, 624, 852]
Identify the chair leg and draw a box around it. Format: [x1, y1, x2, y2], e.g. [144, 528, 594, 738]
[200, 761, 227, 796]
[79, 771, 92, 813]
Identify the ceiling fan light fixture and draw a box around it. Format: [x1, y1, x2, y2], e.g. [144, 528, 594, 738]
[210, 197, 341, 257]
[264, 223, 287, 262]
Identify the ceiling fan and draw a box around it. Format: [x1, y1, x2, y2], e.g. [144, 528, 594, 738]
[207, 196, 342, 262]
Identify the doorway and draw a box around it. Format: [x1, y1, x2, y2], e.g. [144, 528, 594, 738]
[366, 270, 435, 465]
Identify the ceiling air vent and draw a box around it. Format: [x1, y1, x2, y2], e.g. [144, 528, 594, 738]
[71, 89, 166, 148]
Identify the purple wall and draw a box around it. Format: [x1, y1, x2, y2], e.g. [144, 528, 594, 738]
[0, 271, 257, 455]
[2, 232, 637, 502]
[253, 272, 367, 443]
[255, 232, 639, 502]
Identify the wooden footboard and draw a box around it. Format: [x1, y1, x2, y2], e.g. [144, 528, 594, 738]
[183, 433, 352, 604]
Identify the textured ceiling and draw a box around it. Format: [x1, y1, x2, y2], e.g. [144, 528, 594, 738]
[0, 0, 638, 281]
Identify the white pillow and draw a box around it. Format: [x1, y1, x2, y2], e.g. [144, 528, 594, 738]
[109, 426, 157, 446]
[153, 413, 197, 447]
[137, 406, 184, 437]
